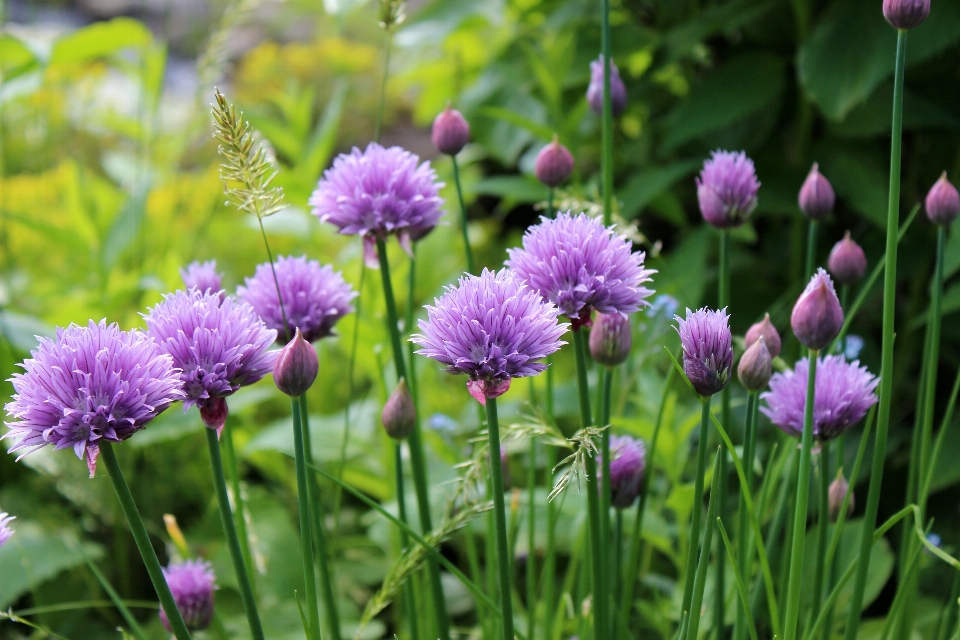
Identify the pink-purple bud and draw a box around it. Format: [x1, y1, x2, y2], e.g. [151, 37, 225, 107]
[798, 163, 835, 221]
[738, 336, 773, 392]
[925, 172, 960, 227]
[587, 56, 627, 117]
[828, 472, 854, 521]
[159, 560, 216, 632]
[791, 268, 844, 351]
[431, 105, 470, 156]
[382, 378, 416, 439]
[534, 135, 575, 188]
[883, 0, 930, 30]
[199, 397, 229, 437]
[827, 231, 868, 286]
[273, 328, 319, 397]
[589, 313, 632, 367]
[744, 313, 782, 359]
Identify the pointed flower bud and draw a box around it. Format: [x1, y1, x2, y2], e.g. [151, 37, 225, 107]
[674, 307, 733, 397]
[744, 312, 782, 359]
[432, 104, 470, 156]
[798, 163, 835, 221]
[534, 135, 574, 188]
[589, 313, 632, 367]
[828, 472, 853, 521]
[587, 56, 627, 117]
[738, 336, 773, 392]
[273, 328, 318, 397]
[925, 172, 960, 227]
[159, 560, 216, 632]
[598, 435, 646, 509]
[791, 268, 844, 351]
[828, 231, 868, 286]
[883, 0, 929, 30]
[382, 378, 416, 439]
[696, 150, 760, 229]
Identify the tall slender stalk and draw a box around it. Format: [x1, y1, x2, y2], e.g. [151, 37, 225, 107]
[805, 221, 819, 281]
[547, 188, 555, 219]
[684, 450, 722, 640]
[100, 442, 193, 640]
[220, 420, 257, 594]
[573, 329, 609, 640]
[843, 29, 908, 640]
[375, 237, 450, 640]
[543, 363, 557, 640]
[600, 0, 614, 227]
[300, 396, 342, 640]
[395, 443, 423, 640]
[527, 437, 537, 640]
[734, 391, 759, 640]
[485, 397, 516, 640]
[451, 157, 475, 274]
[811, 440, 831, 624]
[600, 367, 614, 630]
[291, 398, 322, 640]
[374, 33, 392, 143]
[680, 398, 713, 629]
[716, 229, 731, 638]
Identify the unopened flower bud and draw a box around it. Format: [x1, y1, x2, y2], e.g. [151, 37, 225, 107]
[798, 163, 835, 221]
[382, 378, 416, 439]
[828, 231, 867, 286]
[744, 312, 782, 359]
[828, 472, 854, 521]
[925, 172, 960, 227]
[431, 105, 470, 156]
[160, 560, 216, 632]
[599, 436, 646, 510]
[589, 313, 632, 367]
[738, 336, 773, 391]
[534, 134, 574, 188]
[199, 396, 229, 437]
[791, 268, 844, 351]
[883, 0, 930, 30]
[587, 56, 627, 117]
[273, 328, 319, 397]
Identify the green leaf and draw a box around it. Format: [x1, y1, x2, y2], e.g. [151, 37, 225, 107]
[0, 522, 104, 609]
[619, 161, 700, 219]
[661, 53, 786, 151]
[49, 18, 152, 67]
[820, 150, 888, 228]
[799, 0, 960, 121]
[0, 35, 39, 79]
[830, 83, 960, 138]
[476, 106, 554, 142]
[0, 310, 55, 353]
[470, 175, 545, 204]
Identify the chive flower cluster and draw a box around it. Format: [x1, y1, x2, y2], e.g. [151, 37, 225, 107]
[675, 308, 733, 397]
[180, 260, 223, 296]
[696, 150, 760, 229]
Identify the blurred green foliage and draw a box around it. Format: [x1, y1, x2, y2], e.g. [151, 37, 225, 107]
[1, 0, 960, 637]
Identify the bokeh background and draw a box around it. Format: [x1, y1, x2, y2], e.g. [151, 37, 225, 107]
[2, 0, 960, 638]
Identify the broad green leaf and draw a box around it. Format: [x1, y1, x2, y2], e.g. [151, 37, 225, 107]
[0, 311, 55, 353]
[821, 150, 888, 228]
[477, 105, 554, 142]
[619, 160, 700, 219]
[48, 18, 152, 67]
[0, 34, 39, 79]
[661, 53, 786, 151]
[830, 84, 960, 138]
[0, 522, 104, 609]
[470, 175, 545, 204]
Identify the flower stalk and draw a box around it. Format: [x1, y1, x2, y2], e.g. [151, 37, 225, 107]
[734, 390, 759, 640]
[601, 0, 614, 227]
[451, 157, 474, 274]
[843, 29, 908, 639]
[291, 397, 322, 640]
[680, 397, 712, 628]
[485, 397, 515, 640]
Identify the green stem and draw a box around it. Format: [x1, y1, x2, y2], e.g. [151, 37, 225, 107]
[805, 220, 819, 281]
[918, 226, 945, 515]
[843, 29, 907, 640]
[527, 436, 537, 640]
[98, 443, 193, 640]
[451, 156, 474, 274]
[600, 366, 613, 630]
[374, 30, 392, 143]
[486, 398, 516, 640]
[547, 188, 555, 219]
[395, 443, 423, 640]
[573, 329, 609, 640]
[543, 364, 557, 640]
[783, 349, 819, 640]
[716, 229, 731, 638]
[734, 391, 759, 640]
[600, 0, 614, 227]
[291, 398, 321, 640]
[334, 264, 365, 535]
[300, 395, 342, 640]
[681, 397, 713, 628]
[618, 363, 674, 638]
[205, 428, 265, 640]
[684, 450, 722, 640]
[811, 439, 830, 626]
[375, 237, 449, 639]
[220, 420, 257, 596]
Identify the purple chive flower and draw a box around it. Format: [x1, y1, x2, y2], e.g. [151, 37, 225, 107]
[3, 321, 182, 477]
[791, 268, 844, 351]
[675, 308, 733, 397]
[159, 559, 216, 632]
[273, 329, 319, 397]
[744, 313, 782, 359]
[925, 172, 960, 227]
[587, 56, 627, 117]
[599, 435, 647, 509]
[883, 0, 930, 30]
[761, 354, 878, 441]
[144, 290, 277, 434]
[798, 163, 835, 221]
[237, 255, 356, 344]
[506, 212, 655, 329]
[411, 269, 568, 404]
[180, 260, 223, 297]
[696, 150, 760, 229]
[0, 512, 15, 549]
[589, 313, 632, 366]
[309, 143, 445, 265]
